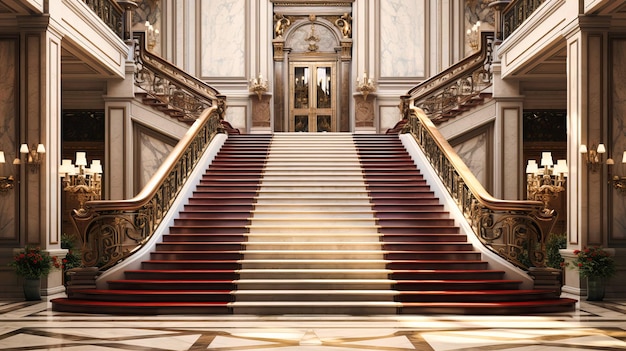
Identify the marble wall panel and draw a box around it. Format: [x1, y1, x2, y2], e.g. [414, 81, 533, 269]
[136, 125, 176, 191]
[453, 132, 488, 188]
[610, 38, 626, 243]
[380, 0, 425, 78]
[200, 0, 246, 78]
[0, 38, 18, 242]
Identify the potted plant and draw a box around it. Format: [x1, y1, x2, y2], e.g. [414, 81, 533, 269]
[572, 246, 616, 301]
[8, 246, 60, 300]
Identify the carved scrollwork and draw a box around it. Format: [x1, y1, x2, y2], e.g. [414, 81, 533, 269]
[71, 108, 224, 271]
[403, 108, 556, 269]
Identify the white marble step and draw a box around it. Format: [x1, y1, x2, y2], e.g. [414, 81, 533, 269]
[242, 250, 386, 260]
[239, 259, 390, 269]
[254, 198, 373, 205]
[245, 226, 380, 235]
[251, 210, 376, 219]
[232, 290, 397, 302]
[237, 269, 391, 280]
[233, 279, 395, 290]
[249, 217, 377, 226]
[242, 241, 383, 250]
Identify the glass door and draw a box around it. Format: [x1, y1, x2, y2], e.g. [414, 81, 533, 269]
[289, 62, 336, 132]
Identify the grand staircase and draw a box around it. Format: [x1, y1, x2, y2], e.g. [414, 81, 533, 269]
[52, 133, 576, 315]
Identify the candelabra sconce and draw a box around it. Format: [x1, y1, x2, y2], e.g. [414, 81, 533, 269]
[145, 21, 159, 51]
[17, 143, 45, 173]
[607, 151, 626, 194]
[0, 151, 15, 193]
[467, 21, 481, 51]
[249, 73, 268, 101]
[59, 152, 103, 211]
[356, 72, 376, 101]
[580, 143, 605, 172]
[526, 152, 568, 215]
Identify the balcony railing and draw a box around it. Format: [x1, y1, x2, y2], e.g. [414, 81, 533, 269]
[404, 107, 557, 270]
[405, 32, 494, 124]
[502, 0, 547, 40]
[82, 0, 124, 39]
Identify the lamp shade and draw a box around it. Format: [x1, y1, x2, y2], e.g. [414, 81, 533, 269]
[526, 160, 538, 174]
[36, 144, 45, 153]
[20, 144, 29, 154]
[540, 152, 553, 167]
[555, 159, 568, 176]
[580, 144, 588, 153]
[597, 144, 606, 154]
[75, 152, 88, 166]
[59, 159, 75, 175]
[0, 151, 5, 164]
[90, 160, 103, 174]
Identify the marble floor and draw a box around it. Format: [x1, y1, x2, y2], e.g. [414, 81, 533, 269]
[1, 293, 625, 351]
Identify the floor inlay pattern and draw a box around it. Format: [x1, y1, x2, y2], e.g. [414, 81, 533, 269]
[1, 295, 625, 350]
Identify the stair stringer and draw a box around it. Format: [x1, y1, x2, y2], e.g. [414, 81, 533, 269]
[399, 133, 534, 289]
[94, 133, 229, 288]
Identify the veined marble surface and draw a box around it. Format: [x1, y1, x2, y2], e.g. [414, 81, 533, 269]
[1, 294, 626, 350]
[380, 0, 425, 78]
[0, 38, 17, 240]
[201, 0, 246, 78]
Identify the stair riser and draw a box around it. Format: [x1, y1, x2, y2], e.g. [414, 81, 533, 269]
[238, 271, 391, 279]
[234, 293, 395, 302]
[108, 282, 236, 290]
[394, 282, 521, 290]
[382, 243, 474, 251]
[381, 235, 468, 242]
[151, 252, 243, 260]
[240, 261, 388, 269]
[70, 292, 234, 303]
[385, 252, 481, 260]
[231, 306, 397, 315]
[142, 262, 241, 270]
[162, 235, 246, 242]
[125, 272, 239, 280]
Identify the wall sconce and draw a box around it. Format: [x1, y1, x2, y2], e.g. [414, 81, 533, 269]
[607, 151, 626, 194]
[526, 152, 567, 215]
[59, 152, 102, 211]
[0, 151, 15, 193]
[467, 21, 481, 51]
[248, 73, 268, 101]
[356, 72, 376, 101]
[17, 143, 45, 173]
[580, 143, 605, 172]
[145, 21, 159, 51]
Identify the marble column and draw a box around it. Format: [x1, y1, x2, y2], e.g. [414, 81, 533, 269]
[17, 16, 66, 296]
[562, 17, 610, 296]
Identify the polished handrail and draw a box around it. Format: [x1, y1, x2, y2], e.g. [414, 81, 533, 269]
[405, 107, 557, 269]
[406, 32, 494, 123]
[502, 0, 547, 40]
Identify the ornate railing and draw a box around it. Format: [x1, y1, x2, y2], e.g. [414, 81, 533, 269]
[82, 0, 124, 39]
[71, 107, 224, 270]
[406, 32, 494, 123]
[502, 0, 547, 40]
[133, 32, 225, 122]
[404, 107, 557, 269]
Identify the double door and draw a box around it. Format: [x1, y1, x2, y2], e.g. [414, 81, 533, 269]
[289, 62, 336, 132]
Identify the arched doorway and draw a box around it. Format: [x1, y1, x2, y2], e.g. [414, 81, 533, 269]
[273, 13, 352, 132]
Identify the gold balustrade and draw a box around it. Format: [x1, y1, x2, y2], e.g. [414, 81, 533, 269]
[82, 0, 124, 39]
[70, 107, 223, 270]
[502, 0, 547, 40]
[406, 32, 494, 123]
[403, 107, 557, 269]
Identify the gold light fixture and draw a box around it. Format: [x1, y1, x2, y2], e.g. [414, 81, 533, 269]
[526, 152, 568, 215]
[249, 73, 268, 101]
[356, 72, 376, 101]
[607, 151, 626, 194]
[145, 21, 160, 51]
[59, 152, 102, 211]
[467, 21, 481, 51]
[580, 143, 605, 172]
[17, 143, 45, 173]
[0, 151, 15, 193]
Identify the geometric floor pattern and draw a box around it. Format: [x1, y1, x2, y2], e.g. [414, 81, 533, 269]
[1, 293, 625, 351]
